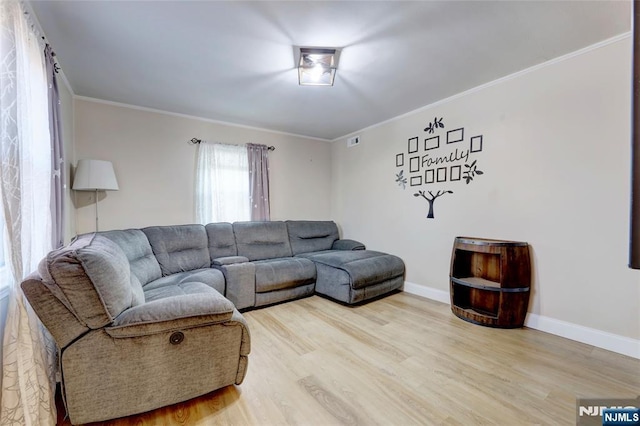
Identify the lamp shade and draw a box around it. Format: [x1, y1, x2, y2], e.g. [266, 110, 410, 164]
[72, 159, 119, 191]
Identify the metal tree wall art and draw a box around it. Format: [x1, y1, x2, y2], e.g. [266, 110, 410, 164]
[394, 116, 487, 219]
[414, 190, 453, 219]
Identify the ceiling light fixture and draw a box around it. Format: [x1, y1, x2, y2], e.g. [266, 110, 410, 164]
[298, 47, 338, 86]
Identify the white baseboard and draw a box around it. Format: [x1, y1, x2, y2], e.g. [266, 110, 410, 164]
[523, 313, 640, 359]
[403, 281, 450, 304]
[402, 281, 640, 360]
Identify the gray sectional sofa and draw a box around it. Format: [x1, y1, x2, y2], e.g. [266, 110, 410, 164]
[22, 220, 404, 424]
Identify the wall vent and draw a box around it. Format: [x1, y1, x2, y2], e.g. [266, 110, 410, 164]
[347, 135, 361, 148]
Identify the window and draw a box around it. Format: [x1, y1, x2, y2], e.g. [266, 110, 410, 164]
[0, 214, 9, 295]
[195, 142, 250, 224]
[0, 228, 4, 268]
[0, 220, 4, 267]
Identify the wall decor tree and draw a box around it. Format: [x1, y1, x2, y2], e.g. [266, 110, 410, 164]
[395, 116, 486, 219]
[413, 190, 453, 219]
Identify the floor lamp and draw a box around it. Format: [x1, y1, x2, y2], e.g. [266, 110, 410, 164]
[72, 159, 119, 232]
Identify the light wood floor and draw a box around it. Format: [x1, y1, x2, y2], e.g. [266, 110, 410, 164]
[59, 292, 639, 425]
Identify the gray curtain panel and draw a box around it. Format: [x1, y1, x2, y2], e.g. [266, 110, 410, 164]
[45, 44, 64, 248]
[246, 143, 270, 221]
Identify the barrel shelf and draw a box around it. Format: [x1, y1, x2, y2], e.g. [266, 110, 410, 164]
[450, 276, 501, 291]
[450, 237, 531, 328]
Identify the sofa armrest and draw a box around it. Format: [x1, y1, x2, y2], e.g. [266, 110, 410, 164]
[212, 256, 249, 266]
[105, 292, 235, 338]
[332, 239, 366, 251]
[213, 261, 256, 310]
[230, 309, 251, 356]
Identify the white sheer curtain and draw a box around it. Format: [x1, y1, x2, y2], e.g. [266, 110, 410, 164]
[0, 1, 57, 424]
[195, 142, 250, 224]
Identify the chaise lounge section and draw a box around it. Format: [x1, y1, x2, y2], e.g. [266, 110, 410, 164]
[21, 220, 404, 424]
[286, 220, 406, 304]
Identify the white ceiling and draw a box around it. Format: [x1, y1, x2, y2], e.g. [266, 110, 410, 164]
[29, 1, 631, 141]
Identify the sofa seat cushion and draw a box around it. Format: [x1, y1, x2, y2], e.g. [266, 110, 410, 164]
[144, 280, 221, 302]
[107, 288, 235, 338]
[300, 250, 404, 290]
[143, 268, 225, 296]
[253, 258, 316, 293]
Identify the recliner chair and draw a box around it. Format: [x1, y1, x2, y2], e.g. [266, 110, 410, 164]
[21, 232, 250, 425]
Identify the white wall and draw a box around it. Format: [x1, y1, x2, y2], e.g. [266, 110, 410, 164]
[331, 37, 640, 350]
[73, 99, 332, 233]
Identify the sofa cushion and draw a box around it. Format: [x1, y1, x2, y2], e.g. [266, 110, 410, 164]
[106, 288, 235, 338]
[37, 233, 135, 329]
[300, 250, 405, 290]
[286, 220, 340, 255]
[143, 280, 223, 302]
[100, 229, 162, 304]
[143, 225, 210, 276]
[253, 257, 316, 293]
[331, 239, 366, 251]
[143, 268, 225, 295]
[212, 256, 249, 266]
[205, 222, 238, 259]
[233, 221, 293, 261]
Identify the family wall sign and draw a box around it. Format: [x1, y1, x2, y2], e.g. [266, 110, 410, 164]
[395, 117, 485, 219]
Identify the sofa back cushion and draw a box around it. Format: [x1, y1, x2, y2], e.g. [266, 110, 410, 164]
[100, 229, 161, 302]
[37, 233, 135, 329]
[142, 224, 210, 276]
[205, 222, 237, 260]
[286, 221, 340, 255]
[233, 221, 293, 261]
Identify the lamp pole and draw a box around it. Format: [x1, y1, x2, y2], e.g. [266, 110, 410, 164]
[94, 188, 99, 232]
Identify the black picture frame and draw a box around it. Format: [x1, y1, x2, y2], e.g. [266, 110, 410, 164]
[470, 135, 483, 153]
[408, 137, 419, 154]
[425, 136, 440, 151]
[409, 157, 420, 173]
[450, 165, 462, 181]
[437, 167, 447, 182]
[410, 176, 422, 186]
[447, 128, 464, 144]
[396, 153, 404, 167]
[425, 169, 435, 184]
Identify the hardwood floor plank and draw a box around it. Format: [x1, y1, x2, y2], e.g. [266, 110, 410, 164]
[58, 293, 640, 425]
[298, 375, 361, 425]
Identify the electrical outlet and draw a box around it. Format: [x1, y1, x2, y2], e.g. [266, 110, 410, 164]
[347, 135, 361, 148]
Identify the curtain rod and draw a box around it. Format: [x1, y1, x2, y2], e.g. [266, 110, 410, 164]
[188, 138, 275, 151]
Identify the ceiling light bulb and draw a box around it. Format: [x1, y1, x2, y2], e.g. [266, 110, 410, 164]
[297, 47, 339, 86]
[309, 64, 325, 81]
